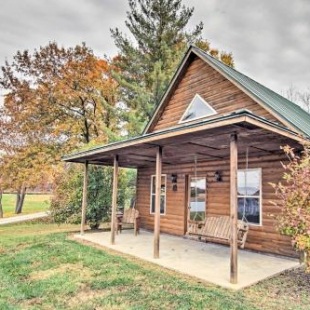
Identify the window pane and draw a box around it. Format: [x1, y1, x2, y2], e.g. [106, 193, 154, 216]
[151, 175, 166, 215]
[190, 177, 206, 202]
[161, 176, 166, 195]
[238, 197, 260, 224]
[151, 195, 155, 213]
[190, 211, 205, 221]
[151, 195, 165, 214]
[190, 177, 206, 221]
[181, 94, 216, 122]
[152, 176, 155, 194]
[152, 175, 166, 195]
[160, 196, 165, 213]
[238, 170, 260, 196]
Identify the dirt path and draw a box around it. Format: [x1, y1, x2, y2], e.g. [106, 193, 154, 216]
[0, 212, 49, 226]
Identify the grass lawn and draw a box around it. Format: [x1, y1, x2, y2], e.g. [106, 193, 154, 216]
[1, 193, 51, 217]
[0, 221, 309, 310]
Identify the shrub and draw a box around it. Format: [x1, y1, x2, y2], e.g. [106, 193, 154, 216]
[50, 164, 134, 229]
[271, 144, 310, 272]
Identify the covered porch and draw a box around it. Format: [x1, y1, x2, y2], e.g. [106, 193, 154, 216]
[63, 110, 303, 286]
[74, 229, 299, 290]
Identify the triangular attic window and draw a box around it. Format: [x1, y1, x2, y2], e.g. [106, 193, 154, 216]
[179, 94, 217, 123]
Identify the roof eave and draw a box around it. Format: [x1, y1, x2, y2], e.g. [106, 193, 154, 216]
[144, 45, 310, 138]
[142, 45, 195, 134]
[192, 47, 310, 137]
[63, 111, 303, 163]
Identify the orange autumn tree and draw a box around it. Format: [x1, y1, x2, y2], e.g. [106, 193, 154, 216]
[0, 141, 55, 213]
[0, 106, 60, 213]
[1, 42, 119, 149]
[0, 178, 3, 218]
[0, 42, 120, 213]
[0, 119, 37, 214]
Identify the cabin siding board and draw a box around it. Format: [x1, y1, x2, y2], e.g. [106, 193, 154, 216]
[152, 57, 281, 133]
[135, 154, 296, 257]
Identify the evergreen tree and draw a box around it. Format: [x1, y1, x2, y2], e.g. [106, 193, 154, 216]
[111, 0, 234, 135]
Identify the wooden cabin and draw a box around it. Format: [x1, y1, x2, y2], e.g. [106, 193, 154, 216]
[64, 46, 310, 283]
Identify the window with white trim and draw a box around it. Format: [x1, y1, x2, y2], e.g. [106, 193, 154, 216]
[150, 175, 166, 214]
[237, 168, 262, 225]
[179, 94, 217, 123]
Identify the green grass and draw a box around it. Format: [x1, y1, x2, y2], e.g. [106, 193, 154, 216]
[1, 193, 51, 217]
[0, 221, 309, 310]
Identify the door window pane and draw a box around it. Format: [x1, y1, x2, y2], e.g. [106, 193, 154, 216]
[189, 177, 206, 221]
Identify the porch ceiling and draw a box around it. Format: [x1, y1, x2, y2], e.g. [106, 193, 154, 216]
[63, 111, 304, 168]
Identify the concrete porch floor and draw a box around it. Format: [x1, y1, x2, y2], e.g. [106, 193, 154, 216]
[75, 229, 299, 290]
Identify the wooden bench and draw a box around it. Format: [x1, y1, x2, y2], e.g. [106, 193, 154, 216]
[188, 216, 249, 248]
[117, 208, 140, 236]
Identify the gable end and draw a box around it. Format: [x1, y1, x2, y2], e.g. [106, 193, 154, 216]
[143, 46, 310, 137]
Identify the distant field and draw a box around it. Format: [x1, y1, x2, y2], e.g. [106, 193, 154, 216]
[1, 193, 51, 217]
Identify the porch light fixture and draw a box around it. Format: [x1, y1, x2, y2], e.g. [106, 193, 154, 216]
[171, 174, 178, 191]
[214, 171, 222, 182]
[171, 174, 178, 183]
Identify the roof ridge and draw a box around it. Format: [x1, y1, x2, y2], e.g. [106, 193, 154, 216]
[191, 45, 310, 137]
[192, 45, 304, 110]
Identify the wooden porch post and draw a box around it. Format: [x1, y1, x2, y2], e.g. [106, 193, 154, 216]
[81, 161, 89, 235]
[110, 155, 119, 245]
[230, 133, 238, 284]
[154, 146, 162, 258]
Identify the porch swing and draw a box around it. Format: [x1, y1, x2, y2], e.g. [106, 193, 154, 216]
[187, 152, 249, 249]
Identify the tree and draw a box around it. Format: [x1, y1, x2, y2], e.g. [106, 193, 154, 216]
[283, 85, 310, 113]
[0, 187, 3, 218]
[271, 144, 310, 272]
[0, 140, 55, 213]
[1, 42, 120, 150]
[111, 0, 234, 135]
[0, 42, 121, 213]
[299, 89, 310, 113]
[50, 164, 129, 229]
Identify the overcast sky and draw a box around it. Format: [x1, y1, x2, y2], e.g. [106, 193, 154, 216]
[0, 0, 309, 104]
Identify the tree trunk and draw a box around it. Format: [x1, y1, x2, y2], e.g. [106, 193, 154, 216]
[0, 189, 3, 218]
[15, 188, 21, 214]
[15, 186, 27, 214]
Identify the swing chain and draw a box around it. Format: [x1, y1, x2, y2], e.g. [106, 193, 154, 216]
[193, 154, 198, 221]
[242, 147, 249, 222]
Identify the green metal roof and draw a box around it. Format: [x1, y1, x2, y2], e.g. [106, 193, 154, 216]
[63, 110, 301, 163]
[192, 46, 310, 137]
[64, 47, 310, 163]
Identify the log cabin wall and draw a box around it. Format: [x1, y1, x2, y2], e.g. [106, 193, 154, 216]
[135, 153, 296, 257]
[151, 56, 282, 133]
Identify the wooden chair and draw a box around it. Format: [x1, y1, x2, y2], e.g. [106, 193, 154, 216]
[117, 208, 140, 236]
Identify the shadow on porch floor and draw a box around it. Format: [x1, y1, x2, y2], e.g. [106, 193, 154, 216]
[74, 229, 299, 290]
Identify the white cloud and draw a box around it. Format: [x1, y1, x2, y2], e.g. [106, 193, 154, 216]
[183, 0, 310, 94]
[0, 0, 309, 96]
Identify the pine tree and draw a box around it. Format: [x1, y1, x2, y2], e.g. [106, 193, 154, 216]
[111, 0, 234, 135]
